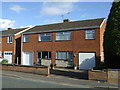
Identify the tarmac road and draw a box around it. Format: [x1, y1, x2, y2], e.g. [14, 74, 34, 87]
[1, 70, 119, 89]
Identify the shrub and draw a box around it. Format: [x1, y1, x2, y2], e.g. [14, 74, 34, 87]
[1, 60, 8, 64]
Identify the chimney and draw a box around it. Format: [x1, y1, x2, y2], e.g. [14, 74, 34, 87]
[63, 19, 70, 23]
[8, 28, 12, 30]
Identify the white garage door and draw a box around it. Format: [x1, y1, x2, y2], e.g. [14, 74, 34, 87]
[22, 52, 33, 66]
[4, 51, 12, 64]
[79, 53, 96, 70]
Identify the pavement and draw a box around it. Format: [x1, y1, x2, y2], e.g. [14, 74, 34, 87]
[1, 70, 119, 89]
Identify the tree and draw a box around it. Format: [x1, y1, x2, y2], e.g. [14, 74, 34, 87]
[103, 0, 120, 68]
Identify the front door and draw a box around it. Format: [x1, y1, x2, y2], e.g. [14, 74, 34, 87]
[23, 52, 33, 65]
[67, 52, 74, 67]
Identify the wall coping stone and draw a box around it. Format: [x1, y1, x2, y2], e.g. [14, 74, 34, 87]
[2, 64, 48, 68]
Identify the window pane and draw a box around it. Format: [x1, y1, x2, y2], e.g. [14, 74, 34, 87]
[38, 51, 51, 59]
[38, 52, 41, 58]
[24, 35, 29, 42]
[39, 33, 52, 41]
[56, 32, 71, 41]
[86, 30, 95, 39]
[8, 36, 12, 43]
[56, 52, 67, 60]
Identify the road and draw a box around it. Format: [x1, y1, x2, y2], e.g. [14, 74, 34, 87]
[1, 70, 119, 89]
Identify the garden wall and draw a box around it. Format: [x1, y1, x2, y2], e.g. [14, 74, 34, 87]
[88, 69, 120, 84]
[1, 64, 50, 76]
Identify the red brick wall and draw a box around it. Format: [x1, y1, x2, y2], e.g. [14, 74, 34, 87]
[22, 22, 106, 67]
[2, 64, 50, 76]
[88, 69, 107, 81]
[2, 36, 15, 63]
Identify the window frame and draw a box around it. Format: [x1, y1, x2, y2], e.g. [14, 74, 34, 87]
[85, 30, 95, 40]
[56, 51, 73, 60]
[0, 51, 2, 58]
[38, 33, 52, 42]
[0, 36, 2, 43]
[23, 35, 29, 42]
[38, 51, 52, 60]
[56, 32, 71, 41]
[7, 36, 13, 43]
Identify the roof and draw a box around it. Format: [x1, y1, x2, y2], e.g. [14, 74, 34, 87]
[0, 27, 27, 36]
[23, 18, 105, 34]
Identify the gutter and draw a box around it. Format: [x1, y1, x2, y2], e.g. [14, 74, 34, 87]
[22, 26, 100, 35]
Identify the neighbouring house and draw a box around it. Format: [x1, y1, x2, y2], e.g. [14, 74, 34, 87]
[21, 18, 106, 70]
[0, 27, 32, 64]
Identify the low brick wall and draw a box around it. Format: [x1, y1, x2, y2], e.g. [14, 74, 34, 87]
[88, 69, 107, 81]
[88, 69, 120, 84]
[108, 69, 120, 84]
[1, 64, 50, 76]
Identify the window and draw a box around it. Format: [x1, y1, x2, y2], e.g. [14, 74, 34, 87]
[56, 51, 73, 60]
[39, 33, 52, 41]
[56, 32, 71, 41]
[85, 30, 95, 40]
[0, 37, 1, 43]
[24, 35, 29, 42]
[0, 51, 2, 57]
[38, 51, 51, 59]
[8, 36, 13, 43]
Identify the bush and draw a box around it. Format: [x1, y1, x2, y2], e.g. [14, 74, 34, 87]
[1, 60, 8, 64]
[73, 63, 76, 67]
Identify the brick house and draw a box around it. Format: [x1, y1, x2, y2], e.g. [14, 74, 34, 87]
[21, 18, 106, 70]
[0, 27, 31, 64]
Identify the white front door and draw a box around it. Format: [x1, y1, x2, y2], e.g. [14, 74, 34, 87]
[22, 52, 33, 66]
[4, 51, 12, 64]
[79, 53, 96, 70]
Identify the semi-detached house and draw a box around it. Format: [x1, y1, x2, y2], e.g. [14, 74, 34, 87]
[0, 27, 32, 64]
[21, 18, 106, 70]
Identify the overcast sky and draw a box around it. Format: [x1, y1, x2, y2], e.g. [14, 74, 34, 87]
[0, 1, 113, 30]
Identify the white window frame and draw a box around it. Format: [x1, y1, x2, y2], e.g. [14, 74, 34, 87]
[56, 32, 71, 41]
[8, 36, 13, 43]
[56, 51, 73, 60]
[0, 37, 1, 43]
[85, 30, 95, 40]
[23, 35, 29, 42]
[0, 51, 2, 58]
[39, 33, 52, 42]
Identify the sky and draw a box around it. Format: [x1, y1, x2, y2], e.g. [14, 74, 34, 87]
[0, 1, 113, 30]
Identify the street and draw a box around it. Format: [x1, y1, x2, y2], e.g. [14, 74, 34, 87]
[1, 70, 119, 89]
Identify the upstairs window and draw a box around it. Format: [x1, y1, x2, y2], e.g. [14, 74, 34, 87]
[56, 32, 71, 41]
[85, 30, 95, 40]
[0, 51, 2, 58]
[24, 35, 29, 42]
[0, 37, 1, 43]
[8, 36, 13, 43]
[39, 33, 52, 41]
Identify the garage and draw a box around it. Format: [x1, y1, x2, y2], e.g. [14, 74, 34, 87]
[22, 52, 33, 66]
[79, 52, 96, 70]
[4, 51, 12, 64]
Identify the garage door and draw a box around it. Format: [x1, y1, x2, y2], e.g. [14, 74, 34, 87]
[79, 53, 96, 70]
[4, 51, 12, 64]
[22, 52, 33, 66]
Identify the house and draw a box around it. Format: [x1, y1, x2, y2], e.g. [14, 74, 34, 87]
[21, 18, 106, 70]
[0, 27, 32, 64]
